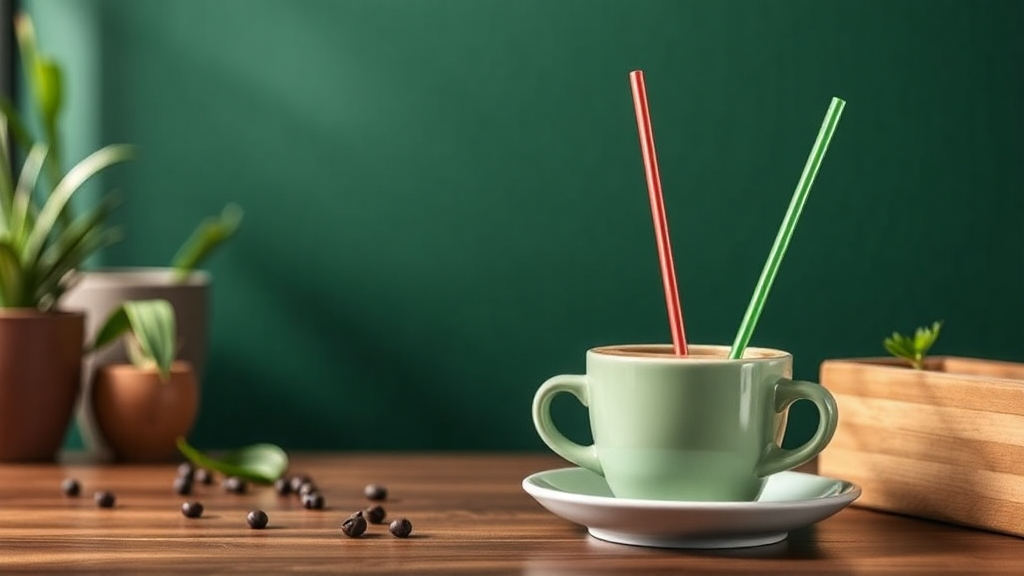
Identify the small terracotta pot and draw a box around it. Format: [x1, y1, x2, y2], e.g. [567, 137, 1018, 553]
[64, 268, 210, 457]
[0, 310, 84, 462]
[92, 361, 199, 462]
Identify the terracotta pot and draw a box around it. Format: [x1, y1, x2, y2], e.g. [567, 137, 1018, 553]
[0, 310, 85, 462]
[63, 268, 209, 457]
[92, 361, 199, 462]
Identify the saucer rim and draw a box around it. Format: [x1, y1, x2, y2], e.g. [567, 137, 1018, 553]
[522, 467, 862, 510]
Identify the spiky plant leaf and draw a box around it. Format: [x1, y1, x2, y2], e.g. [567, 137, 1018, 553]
[0, 116, 14, 229]
[14, 14, 61, 153]
[171, 203, 244, 282]
[34, 226, 123, 311]
[0, 242, 24, 306]
[11, 143, 48, 246]
[36, 193, 120, 283]
[0, 96, 35, 153]
[22, 143, 134, 267]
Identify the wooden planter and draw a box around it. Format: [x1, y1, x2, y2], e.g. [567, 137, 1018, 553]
[819, 356, 1024, 538]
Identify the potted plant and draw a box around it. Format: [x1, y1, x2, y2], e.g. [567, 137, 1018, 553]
[4, 13, 242, 457]
[818, 321, 1024, 538]
[0, 109, 134, 461]
[63, 206, 241, 457]
[89, 299, 198, 462]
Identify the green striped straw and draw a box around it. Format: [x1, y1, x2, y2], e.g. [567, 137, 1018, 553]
[728, 97, 846, 359]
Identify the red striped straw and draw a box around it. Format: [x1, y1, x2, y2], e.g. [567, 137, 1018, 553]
[629, 70, 688, 356]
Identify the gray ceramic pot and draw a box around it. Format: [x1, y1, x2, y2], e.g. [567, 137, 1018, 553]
[62, 268, 209, 459]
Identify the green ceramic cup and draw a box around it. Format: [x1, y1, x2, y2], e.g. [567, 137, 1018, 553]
[532, 344, 838, 501]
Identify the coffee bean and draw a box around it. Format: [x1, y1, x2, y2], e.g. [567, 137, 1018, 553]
[94, 491, 116, 508]
[247, 510, 268, 529]
[365, 504, 386, 524]
[289, 475, 311, 493]
[389, 517, 412, 538]
[181, 501, 204, 518]
[301, 491, 325, 510]
[364, 483, 387, 501]
[297, 481, 318, 498]
[173, 476, 193, 496]
[195, 468, 214, 485]
[341, 513, 367, 537]
[273, 478, 292, 496]
[176, 462, 195, 481]
[61, 478, 80, 497]
[223, 476, 248, 494]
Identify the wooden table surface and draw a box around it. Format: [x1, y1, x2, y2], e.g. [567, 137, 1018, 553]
[0, 453, 1021, 575]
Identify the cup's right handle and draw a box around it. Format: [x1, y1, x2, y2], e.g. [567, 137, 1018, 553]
[532, 375, 603, 475]
[757, 378, 838, 477]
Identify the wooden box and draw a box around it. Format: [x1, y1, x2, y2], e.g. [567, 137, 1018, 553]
[818, 356, 1024, 538]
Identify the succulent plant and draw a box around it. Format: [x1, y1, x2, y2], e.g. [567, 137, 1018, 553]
[883, 321, 943, 370]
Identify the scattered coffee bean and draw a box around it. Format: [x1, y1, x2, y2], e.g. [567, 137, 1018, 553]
[298, 481, 318, 498]
[181, 501, 204, 518]
[273, 478, 292, 496]
[301, 492, 325, 510]
[94, 491, 116, 508]
[364, 483, 387, 501]
[341, 513, 367, 537]
[176, 461, 195, 480]
[61, 478, 80, 497]
[195, 468, 214, 485]
[173, 476, 193, 496]
[389, 517, 413, 538]
[223, 476, 248, 494]
[289, 475, 311, 493]
[247, 510, 269, 529]
[365, 504, 386, 524]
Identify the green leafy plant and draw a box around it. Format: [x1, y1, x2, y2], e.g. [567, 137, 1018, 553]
[171, 203, 244, 283]
[91, 299, 177, 381]
[883, 321, 943, 370]
[2, 14, 242, 285]
[177, 437, 289, 484]
[0, 114, 134, 309]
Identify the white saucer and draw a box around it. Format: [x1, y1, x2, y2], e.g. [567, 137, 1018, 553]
[522, 467, 860, 549]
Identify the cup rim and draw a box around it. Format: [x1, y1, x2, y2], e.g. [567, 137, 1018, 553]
[589, 344, 790, 362]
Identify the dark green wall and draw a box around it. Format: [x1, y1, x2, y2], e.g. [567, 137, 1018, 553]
[26, 0, 1024, 451]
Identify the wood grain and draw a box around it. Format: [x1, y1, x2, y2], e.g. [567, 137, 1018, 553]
[0, 453, 1021, 574]
[820, 357, 1024, 539]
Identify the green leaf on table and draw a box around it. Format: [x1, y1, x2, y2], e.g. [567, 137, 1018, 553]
[176, 437, 289, 484]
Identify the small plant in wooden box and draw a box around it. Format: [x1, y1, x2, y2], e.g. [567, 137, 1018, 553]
[819, 322, 1024, 538]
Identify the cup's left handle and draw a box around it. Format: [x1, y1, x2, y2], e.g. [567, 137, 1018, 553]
[532, 375, 602, 475]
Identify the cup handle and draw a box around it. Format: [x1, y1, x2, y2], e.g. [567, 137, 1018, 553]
[532, 374, 603, 475]
[756, 378, 838, 477]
